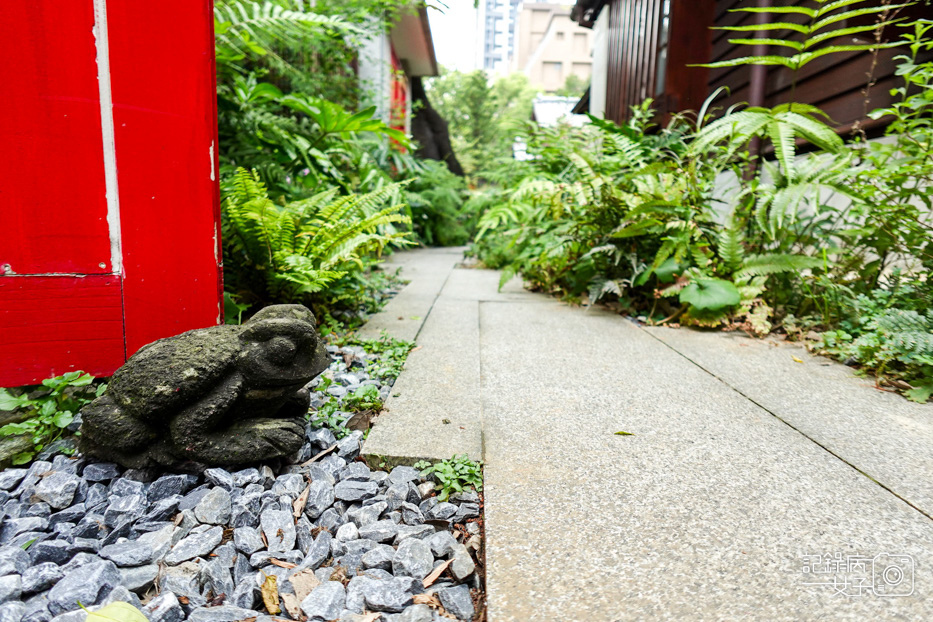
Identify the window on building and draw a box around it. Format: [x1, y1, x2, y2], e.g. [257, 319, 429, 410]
[571, 62, 591, 78]
[543, 61, 562, 84]
[573, 32, 588, 56]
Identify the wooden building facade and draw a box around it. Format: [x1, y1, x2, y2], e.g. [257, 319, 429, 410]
[572, 0, 932, 132]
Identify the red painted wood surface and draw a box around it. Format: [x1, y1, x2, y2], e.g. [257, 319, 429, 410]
[0, 277, 125, 386]
[107, 0, 223, 356]
[0, 2, 111, 275]
[0, 1, 222, 387]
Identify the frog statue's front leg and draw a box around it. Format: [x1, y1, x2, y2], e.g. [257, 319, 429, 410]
[168, 372, 305, 465]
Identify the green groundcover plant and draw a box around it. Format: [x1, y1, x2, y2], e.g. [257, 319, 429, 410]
[415, 454, 483, 502]
[0, 372, 106, 464]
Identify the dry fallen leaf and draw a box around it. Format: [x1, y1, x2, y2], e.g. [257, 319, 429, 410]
[279, 593, 302, 619]
[269, 558, 297, 569]
[413, 594, 441, 607]
[289, 568, 322, 601]
[260, 530, 269, 548]
[301, 443, 337, 466]
[792, 356, 804, 363]
[293, 485, 310, 518]
[422, 559, 453, 588]
[358, 614, 382, 622]
[260, 574, 280, 615]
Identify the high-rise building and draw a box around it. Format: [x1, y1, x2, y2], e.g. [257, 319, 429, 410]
[475, 0, 519, 73]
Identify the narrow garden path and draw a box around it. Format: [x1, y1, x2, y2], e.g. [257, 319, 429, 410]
[363, 248, 933, 622]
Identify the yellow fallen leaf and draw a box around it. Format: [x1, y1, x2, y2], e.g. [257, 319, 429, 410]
[614, 431, 634, 436]
[792, 356, 804, 363]
[86, 603, 147, 622]
[261, 574, 280, 615]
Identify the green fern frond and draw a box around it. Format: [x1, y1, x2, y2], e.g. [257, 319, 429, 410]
[699, 0, 913, 72]
[214, 0, 354, 56]
[717, 216, 745, 271]
[735, 253, 825, 278]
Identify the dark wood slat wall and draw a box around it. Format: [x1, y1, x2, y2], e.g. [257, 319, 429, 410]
[605, 0, 666, 122]
[604, 0, 715, 123]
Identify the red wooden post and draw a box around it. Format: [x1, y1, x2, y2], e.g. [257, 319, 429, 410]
[0, 0, 222, 387]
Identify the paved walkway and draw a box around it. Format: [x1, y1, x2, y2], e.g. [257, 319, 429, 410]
[362, 248, 933, 621]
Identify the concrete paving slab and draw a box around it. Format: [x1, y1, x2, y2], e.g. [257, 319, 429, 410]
[363, 296, 483, 466]
[361, 256, 540, 466]
[644, 326, 933, 518]
[481, 303, 933, 621]
[356, 247, 465, 342]
[440, 268, 551, 303]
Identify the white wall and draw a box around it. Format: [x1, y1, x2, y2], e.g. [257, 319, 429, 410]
[589, 9, 608, 118]
[358, 32, 392, 124]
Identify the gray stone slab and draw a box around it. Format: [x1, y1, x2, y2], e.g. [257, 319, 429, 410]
[357, 247, 465, 342]
[363, 296, 483, 466]
[480, 302, 933, 621]
[644, 326, 933, 518]
[439, 268, 548, 303]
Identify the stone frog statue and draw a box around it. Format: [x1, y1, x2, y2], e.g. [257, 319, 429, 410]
[79, 304, 329, 468]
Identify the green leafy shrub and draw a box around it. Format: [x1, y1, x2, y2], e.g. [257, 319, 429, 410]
[405, 160, 471, 246]
[803, 273, 933, 402]
[415, 454, 483, 502]
[0, 372, 106, 465]
[222, 168, 413, 315]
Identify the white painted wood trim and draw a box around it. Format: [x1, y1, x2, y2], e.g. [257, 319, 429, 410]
[93, 0, 123, 275]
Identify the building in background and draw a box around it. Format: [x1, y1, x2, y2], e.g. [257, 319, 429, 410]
[513, 2, 593, 92]
[475, 0, 521, 73]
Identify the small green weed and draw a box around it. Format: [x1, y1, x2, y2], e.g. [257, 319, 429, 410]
[0, 371, 106, 465]
[308, 398, 350, 440]
[344, 385, 383, 413]
[415, 454, 483, 502]
[335, 331, 415, 382]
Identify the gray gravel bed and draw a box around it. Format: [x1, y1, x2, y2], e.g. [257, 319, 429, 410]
[0, 344, 482, 622]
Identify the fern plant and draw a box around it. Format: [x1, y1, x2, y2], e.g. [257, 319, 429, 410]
[222, 168, 413, 308]
[820, 308, 933, 402]
[214, 0, 356, 68]
[702, 0, 912, 73]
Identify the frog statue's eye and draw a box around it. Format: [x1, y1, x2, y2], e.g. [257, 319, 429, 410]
[265, 335, 298, 366]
